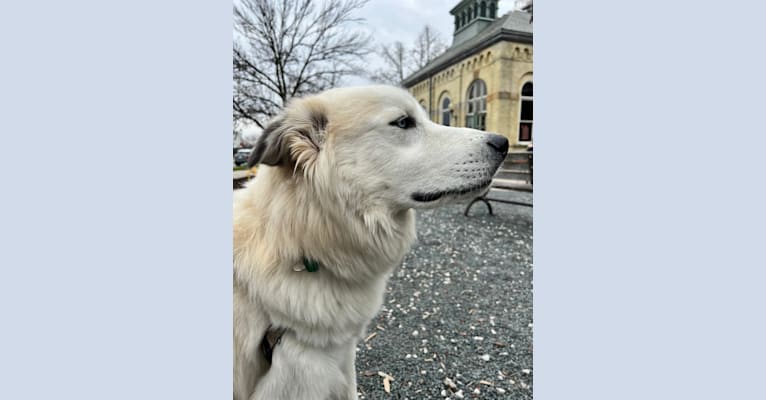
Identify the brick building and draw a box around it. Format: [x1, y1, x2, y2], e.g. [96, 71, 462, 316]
[402, 0, 533, 149]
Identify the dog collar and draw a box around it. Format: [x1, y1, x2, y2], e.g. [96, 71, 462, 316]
[302, 257, 320, 272]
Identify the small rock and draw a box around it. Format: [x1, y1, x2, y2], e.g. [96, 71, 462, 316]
[496, 387, 506, 394]
[454, 389, 464, 399]
[412, 330, 419, 337]
[472, 388, 480, 395]
[480, 354, 491, 361]
[521, 369, 531, 374]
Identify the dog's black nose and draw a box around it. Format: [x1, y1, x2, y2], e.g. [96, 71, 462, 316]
[486, 134, 509, 155]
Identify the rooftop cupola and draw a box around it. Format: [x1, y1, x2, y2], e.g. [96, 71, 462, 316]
[450, 0, 499, 46]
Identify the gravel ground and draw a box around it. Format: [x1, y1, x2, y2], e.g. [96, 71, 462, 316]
[356, 189, 533, 400]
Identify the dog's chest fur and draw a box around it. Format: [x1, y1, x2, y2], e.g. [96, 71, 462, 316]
[234, 167, 417, 348]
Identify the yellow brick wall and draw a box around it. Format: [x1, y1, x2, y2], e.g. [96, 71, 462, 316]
[407, 41, 533, 149]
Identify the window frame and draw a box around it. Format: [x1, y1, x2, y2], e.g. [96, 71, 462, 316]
[465, 79, 487, 131]
[439, 94, 452, 126]
[518, 81, 533, 143]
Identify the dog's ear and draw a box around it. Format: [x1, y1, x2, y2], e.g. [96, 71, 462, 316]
[247, 99, 328, 170]
[247, 117, 289, 168]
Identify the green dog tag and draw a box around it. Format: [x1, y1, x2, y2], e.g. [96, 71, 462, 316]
[302, 258, 320, 273]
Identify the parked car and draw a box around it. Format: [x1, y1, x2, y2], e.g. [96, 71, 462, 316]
[234, 148, 253, 166]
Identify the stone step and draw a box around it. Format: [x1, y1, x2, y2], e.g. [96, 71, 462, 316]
[499, 164, 530, 172]
[503, 155, 531, 167]
[496, 170, 531, 181]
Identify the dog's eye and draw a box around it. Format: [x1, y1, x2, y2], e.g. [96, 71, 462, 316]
[389, 116, 415, 129]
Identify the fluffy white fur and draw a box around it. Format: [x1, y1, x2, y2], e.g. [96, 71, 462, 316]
[234, 85, 507, 400]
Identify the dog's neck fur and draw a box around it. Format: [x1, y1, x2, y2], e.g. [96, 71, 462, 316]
[234, 166, 416, 346]
[235, 165, 416, 280]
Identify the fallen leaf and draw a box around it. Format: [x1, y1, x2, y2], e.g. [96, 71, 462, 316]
[378, 371, 394, 380]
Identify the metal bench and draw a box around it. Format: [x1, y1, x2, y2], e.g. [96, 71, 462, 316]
[464, 151, 533, 216]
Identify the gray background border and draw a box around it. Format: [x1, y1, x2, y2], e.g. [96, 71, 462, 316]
[0, 1, 232, 398]
[535, 1, 766, 398]
[1, 0, 765, 398]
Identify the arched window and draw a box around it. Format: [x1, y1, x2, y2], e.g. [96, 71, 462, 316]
[419, 99, 428, 115]
[489, 2, 496, 18]
[462, 11, 466, 26]
[466, 79, 487, 130]
[519, 82, 533, 142]
[440, 94, 452, 126]
[480, 2, 487, 17]
[454, 15, 459, 30]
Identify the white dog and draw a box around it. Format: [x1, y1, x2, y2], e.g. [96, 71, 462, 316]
[233, 85, 508, 399]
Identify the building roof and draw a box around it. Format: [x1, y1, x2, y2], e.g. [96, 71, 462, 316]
[401, 11, 532, 87]
[449, 0, 489, 14]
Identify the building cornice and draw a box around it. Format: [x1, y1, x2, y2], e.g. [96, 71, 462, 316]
[402, 30, 532, 87]
[449, 0, 475, 14]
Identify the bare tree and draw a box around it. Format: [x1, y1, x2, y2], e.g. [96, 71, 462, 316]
[233, 0, 371, 128]
[369, 41, 408, 85]
[410, 25, 447, 70]
[370, 25, 447, 85]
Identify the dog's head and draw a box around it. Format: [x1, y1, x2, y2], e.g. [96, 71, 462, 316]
[249, 85, 508, 211]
